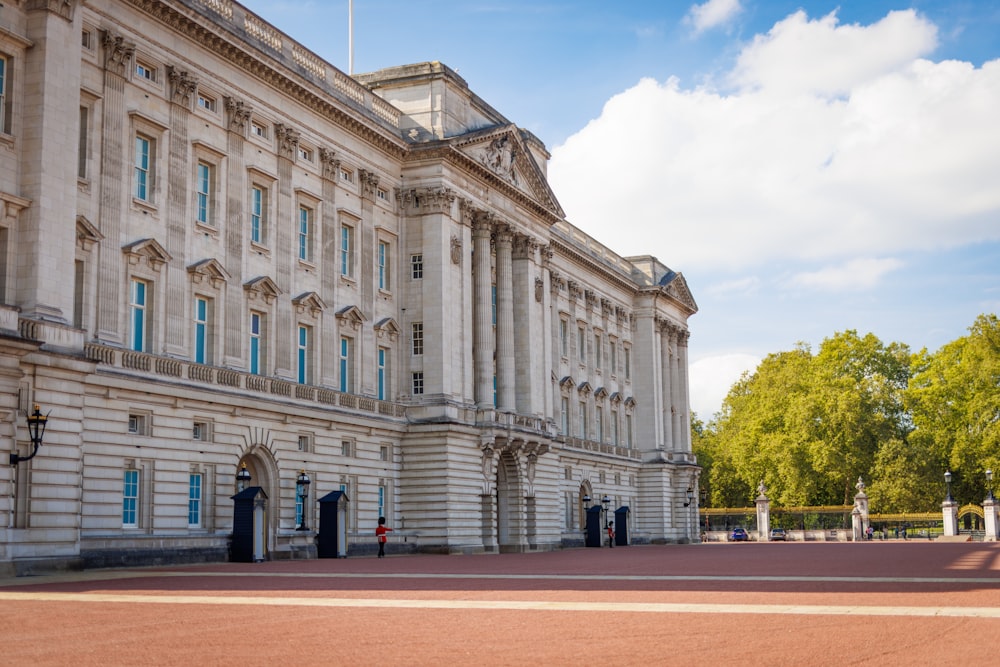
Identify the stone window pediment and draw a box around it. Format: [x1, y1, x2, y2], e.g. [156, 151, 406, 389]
[335, 305, 366, 331]
[292, 291, 326, 317]
[76, 215, 104, 251]
[122, 238, 171, 271]
[243, 275, 281, 304]
[374, 317, 400, 341]
[187, 258, 230, 288]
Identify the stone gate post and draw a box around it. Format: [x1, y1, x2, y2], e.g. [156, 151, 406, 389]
[942, 499, 959, 537]
[755, 480, 770, 542]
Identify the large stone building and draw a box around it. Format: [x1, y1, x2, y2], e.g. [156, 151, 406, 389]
[0, 0, 698, 574]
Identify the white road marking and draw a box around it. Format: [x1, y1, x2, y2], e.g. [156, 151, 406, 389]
[1, 591, 998, 618]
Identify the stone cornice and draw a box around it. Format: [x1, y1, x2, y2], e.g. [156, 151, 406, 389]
[122, 0, 407, 160]
[548, 237, 641, 296]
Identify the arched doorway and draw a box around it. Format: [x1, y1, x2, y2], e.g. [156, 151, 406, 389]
[578, 481, 593, 531]
[236, 448, 278, 559]
[495, 452, 523, 551]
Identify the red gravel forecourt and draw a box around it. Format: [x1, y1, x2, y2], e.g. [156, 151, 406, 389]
[1, 541, 998, 667]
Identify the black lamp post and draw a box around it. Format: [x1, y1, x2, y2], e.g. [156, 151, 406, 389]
[236, 462, 251, 492]
[944, 470, 953, 502]
[10, 404, 49, 466]
[700, 488, 709, 533]
[683, 486, 694, 507]
[296, 470, 311, 530]
[986, 469, 995, 502]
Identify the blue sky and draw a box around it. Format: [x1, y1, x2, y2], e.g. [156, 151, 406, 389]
[240, 0, 1000, 420]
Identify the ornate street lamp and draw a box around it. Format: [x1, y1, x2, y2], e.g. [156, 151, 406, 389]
[10, 404, 49, 466]
[944, 470, 953, 502]
[986, 469, 995, 502]
[601, 495, 612, 548]
[683, 486, 694, 507]
[296, 470, 311, 531]
[236, 462, 251, 492]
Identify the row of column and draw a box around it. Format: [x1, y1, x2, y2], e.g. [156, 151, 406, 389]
[658, 320, 691, 452]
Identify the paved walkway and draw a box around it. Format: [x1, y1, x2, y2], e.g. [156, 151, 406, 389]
[1, 542, 998, 666]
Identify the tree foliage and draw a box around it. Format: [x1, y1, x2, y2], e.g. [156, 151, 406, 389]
[694, 315, 1000, 512]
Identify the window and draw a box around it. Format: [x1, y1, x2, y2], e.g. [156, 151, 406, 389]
[78, 106, 89, 179]
[377, 346, 388, 400]
[611, 409, 619, 445]
[376, 188, 388, 202]
[129, 279, 149, 352]
[378, 484, 386, 519]
[250, 184, 267, 245]
[0, 55, 9, 134]
[195, 162, 214, 225]
[412, 372, 424, 395]
[560, 397, 569, 436]
[578, 327, 586, 364]
[127, 413, 147, 436]
[193, 296, 212, 364]
[193, 421, 210, 441]
[134, 135, 153, 201]
[188, 473, 202, 527]
[626, 413, 634, 447]
[380, 445, 389, 462]
[81, 29, 95, 50]
[411, 322, 423, 356]
[135, 60, 156, 82]
[339, 336, 352, 393]
[624, 346, 632, 380]
[340, 224, 353, 276]
[610, 339, 618, 376]
[298, 206, 313, 261]
[377, 240, 389, 290]
[596, 405, 604, 443]
[341, 440, 354, 457]
[579, 400, 587, 439]
[298, 146, 313, 162]
[298, 435, 312, 452]
[197, 93, 216, 112]
[560, 320, 569, 357]
[297, 325, 311, 384]
[122, 469, 139, 527]
[251, 120, 268, 139]
[249, 311, 265, 375]
[339, 167, 354, 183]
[595, 333, 602, 370]
[295, 479, 306, 528]
[410, 254, 423, 280]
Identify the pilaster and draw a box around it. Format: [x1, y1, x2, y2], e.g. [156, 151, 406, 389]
[471, 211, 494, 408]
[272, 123, 298, 379]
[495, 224, 515, 412]
[223, 96, 252, 366]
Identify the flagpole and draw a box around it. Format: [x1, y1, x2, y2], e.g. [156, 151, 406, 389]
[348, 0, 354, 75]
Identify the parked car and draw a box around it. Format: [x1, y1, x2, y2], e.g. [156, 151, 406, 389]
[769, 528, 787, 541]
[730, 527, 749, 542]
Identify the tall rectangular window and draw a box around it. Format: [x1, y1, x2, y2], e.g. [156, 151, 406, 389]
[297, 325, 311, 384]
[610, 340, 618, 376]
[134, 135, 152, 201]
[196, 162, 212, 225]
[579, 400, 588, 439]
[624, 347, 632, 380]
[377, 241, 389, 290]
[595, 333, 602, 370]
[250, 311, 264, 375]
[626, 413, 634, 447]
[188, 473, 202, 527]
[410, 254, 423, 280]
[596, 405, 604, 443]
[0, 55, 7, 133]
[611, 409, 620, 445]
[377, 347, 388, 400]
[560, 397, 570, 436]
[560, 320, 568, 357]
[298, 206, 312, 261]
[340, 224, 353, 276]
[122, 469, 139, 527]
[295, 488, 305, 528]
[193, 296, 210, 364]
[411, 371, 424, 395]
[411, 322, 423, 356]
[130, 279, 148, 352]
[339, 336, 352, 393]
[78, 106, 89, 179]
[250, 185, 266, 244]
[578, 327, 586, 364]
[378, 484, 386, 519]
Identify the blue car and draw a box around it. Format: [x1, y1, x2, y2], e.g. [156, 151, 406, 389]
[730, 527, 749, 542]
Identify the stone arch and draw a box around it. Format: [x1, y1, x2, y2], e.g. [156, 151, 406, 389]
[578, 479, 594, 531]
[496, 449, 524, 552]
[237, 441, 280, 558]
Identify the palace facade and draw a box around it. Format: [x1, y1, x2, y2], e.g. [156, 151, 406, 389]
[0, 0, 698, 574]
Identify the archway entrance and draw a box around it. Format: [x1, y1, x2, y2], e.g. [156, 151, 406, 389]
[236, 450, 278, 559]
[495, 452, 524, 552]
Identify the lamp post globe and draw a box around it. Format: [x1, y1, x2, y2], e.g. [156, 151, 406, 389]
[944, 470, 953, 502]
[986, 469, 995, 502]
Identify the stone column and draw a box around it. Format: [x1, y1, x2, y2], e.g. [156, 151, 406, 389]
[984, 497, 997, 542]
[495, 225, 515, 412]
[223, 98, 251, 365]
[755, 483, 770, 542]
[677, 330, 692, 450]
[669, 327, 683, 451]
[472, 214, 494, 408]
[95, 31, 135, 343]
[512, 234, 541, 415]
[273, 124, 299, 379]
[164, 67, 197, 356]
[942, 499, 959, 537]
[658, 320, 672, 450]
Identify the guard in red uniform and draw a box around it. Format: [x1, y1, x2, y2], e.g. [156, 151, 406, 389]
[376, 516, 393, 558]
[607, 520, 615, 548]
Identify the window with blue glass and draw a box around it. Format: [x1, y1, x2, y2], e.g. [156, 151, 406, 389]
[339, 336, 351, 392]
[250, 185, 265, 244]
[194, 296, 209, 364]
[377, 347, 387, 400]
[250, 311, 263, 375]
[122, 469, 139, 527]
[188, 473, 202, 527]
[134, 135, 151, 201]
[297, 325, 310, 384]
[196, 162, 212, 224]
[130, 279, 148, 352]
[298, 205, 312, 261]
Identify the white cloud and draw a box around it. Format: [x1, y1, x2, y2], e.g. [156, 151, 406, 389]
[689, 353, 760, 419]
[705, 276, 761, 298]
[549, 10, 1000, 275]
[686, 0, 743, 35]
[787, 257, 904, 291]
